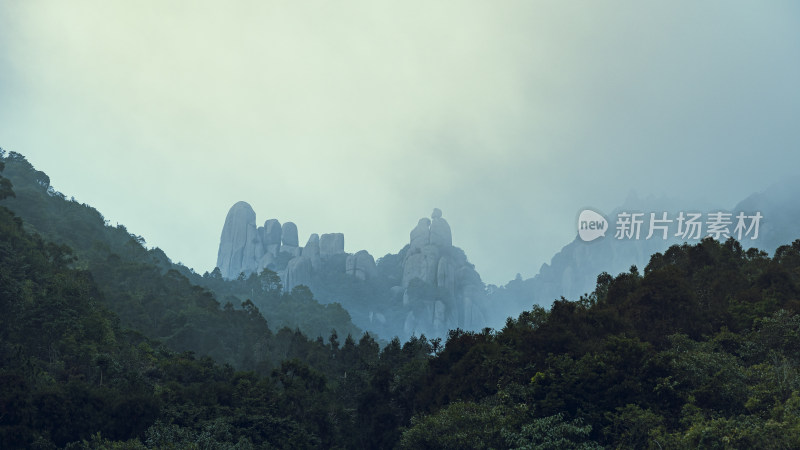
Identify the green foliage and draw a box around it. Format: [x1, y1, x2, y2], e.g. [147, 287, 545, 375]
[0, 152, 362, 371]
[0, 203, 159, 447]
[405, 236, 800, 448]
[0, 153, 15, 200]
[503, 413, 601, 450]
[399, 400, 515, 449]
[398, 396, 601, 450]
[9, 150, 800, 447]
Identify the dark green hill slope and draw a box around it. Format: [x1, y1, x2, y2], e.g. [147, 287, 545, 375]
[0, 150, 361, 367]
[6, 148, 800, 448]
[0, 160, 415, 448]
[399, 238, 800, 448]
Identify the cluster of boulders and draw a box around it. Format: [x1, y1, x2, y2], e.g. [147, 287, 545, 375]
[215, 201, 376, 291]
[396, 208, 487, 337]
[216, 202, 489, 340]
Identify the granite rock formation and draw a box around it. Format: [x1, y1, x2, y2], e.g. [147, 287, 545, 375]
[262, 219, 282, 255]
[216, 203, 310, 281]
[216, 201, 261, 280]
[216, 203, 491, 340]
[284, 256, 312, 292]
[398, 209, 487, 337]
[346, 250, 377, 280]
[320, 233, 345, 258]
[217, 203, 372, 292]
[302, 233, 321, 269]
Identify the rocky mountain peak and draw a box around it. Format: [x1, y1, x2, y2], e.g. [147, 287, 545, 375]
[398, 208, 486, 337]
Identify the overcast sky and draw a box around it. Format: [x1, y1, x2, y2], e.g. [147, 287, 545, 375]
[1, 1, 799, 284]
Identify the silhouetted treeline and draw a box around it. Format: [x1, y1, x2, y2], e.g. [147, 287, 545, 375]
[4, 151, 800, 448]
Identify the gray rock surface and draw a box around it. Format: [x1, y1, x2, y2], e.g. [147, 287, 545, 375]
[402, 245, 440, 287]
[433, 300, 447, 330]
[281, 222, 299, 247]
[430, 217, 452, 247]
[215, 203, 491, 341]
[303, 233, 320, 258]
[284, 256, 312, 292]
[319, 233, 345, 258]
[216, 201, 260, 279]
[217, 204, 317, 279]
[459, 292, 487, 330]
[256, 252, 275, 274]
[302, 233, 321, 269]
[409, 218, 431, 250]
[437, 256, 455, 296]
[402, 289, 412, 307]
[369, 311, 387, 325]
[390, 286, 405, 299]
[346, 250, 377, 280]
[399, 208, 489, 337]
[262, 219, 282, 255]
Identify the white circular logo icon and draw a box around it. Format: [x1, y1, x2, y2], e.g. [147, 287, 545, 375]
[578, 209, 608, 242]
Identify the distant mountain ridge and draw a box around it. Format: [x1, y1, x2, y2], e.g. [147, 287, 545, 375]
[7, 149, 800, 448]
[489, 180, 800, 318]
[214, 179, 800, 339]
[216, 203, 490, 340]
[0, 150, 363, 360]
[215, 200, 364, 288]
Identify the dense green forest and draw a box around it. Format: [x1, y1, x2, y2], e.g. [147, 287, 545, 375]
[3, 151, 800, 448]
[0, 151, 363, 367]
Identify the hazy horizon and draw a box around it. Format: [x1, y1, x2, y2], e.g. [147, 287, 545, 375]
[2, 1, 799, 284]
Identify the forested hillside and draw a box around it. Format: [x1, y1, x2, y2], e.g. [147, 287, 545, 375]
[0, 150, 362, 366]
[399, 237, 800, 448]
[4, 152, 800, 448]
[0, 159, 426, 448]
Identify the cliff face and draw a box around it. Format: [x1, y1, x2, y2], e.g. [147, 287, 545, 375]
[398, 208, 487, 338]
[215, 202, 374, 291]
[216, 201, 260, 280]
[215, 203, 488, 340]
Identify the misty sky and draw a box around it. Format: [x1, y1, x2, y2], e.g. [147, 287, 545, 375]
[1, 1, 799, 285]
